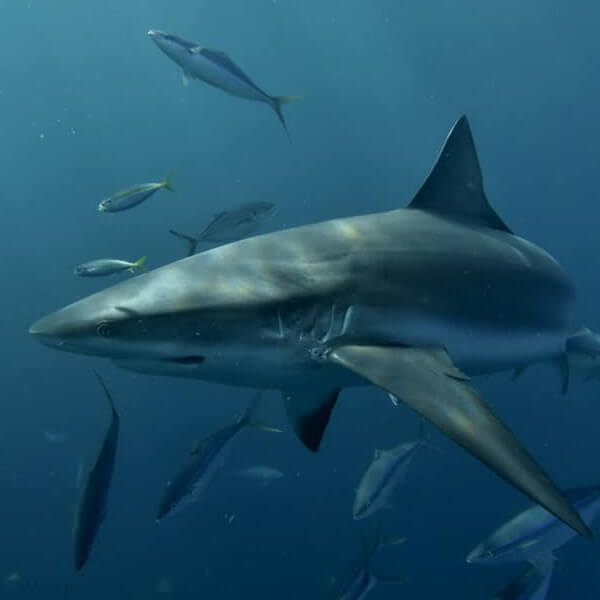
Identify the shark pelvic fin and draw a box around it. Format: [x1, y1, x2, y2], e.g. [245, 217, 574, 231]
[328, 344, 590, 538]
[408, 116, 512, 233]
[283, 388, 341, 452]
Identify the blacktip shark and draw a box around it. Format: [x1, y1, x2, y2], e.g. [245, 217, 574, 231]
[29, 116, 597, 537]
[147, 30, 300, 135]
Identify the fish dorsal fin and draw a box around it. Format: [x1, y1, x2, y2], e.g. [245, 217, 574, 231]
[408, 116, 512, 233]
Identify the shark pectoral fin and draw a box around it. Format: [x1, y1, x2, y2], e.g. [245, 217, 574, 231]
[283, 388, 341, 452]
[328, 344, 591, 538]
[182, 72, 190, 87]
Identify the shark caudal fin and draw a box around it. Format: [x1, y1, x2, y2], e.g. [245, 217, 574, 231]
[408, 115, 512, 233]
[271, 96, 302, 137]
[169, 230, 200, 257]
[328, 344, 591, 538]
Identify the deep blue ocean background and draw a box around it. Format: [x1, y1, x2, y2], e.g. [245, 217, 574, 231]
[2, 0, 600, 597]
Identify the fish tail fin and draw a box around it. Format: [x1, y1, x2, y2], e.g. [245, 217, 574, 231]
[169, 229, 199, 257]
[239, 391, 262, 426]
[162, 172, 175, 192]
[271, 96, 302, 137]
[93, 370, 119, 420]
[241, 391, 283, 433]
[132, 256, 147, 273]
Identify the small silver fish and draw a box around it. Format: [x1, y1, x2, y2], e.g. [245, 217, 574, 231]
[169, 201, 277, 256]
[148, 30, 300, 134]
[466, 486, 600, 572]
[156, 392, 280, 521]
[236, 465, 284, 486]
[98, 175, 173, 212]
[353, 423, 432, 520]
[491, 565, 553, 600]
[74, 256, 147, 277]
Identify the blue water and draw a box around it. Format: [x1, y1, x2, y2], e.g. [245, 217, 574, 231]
[2, 0, 600, 597]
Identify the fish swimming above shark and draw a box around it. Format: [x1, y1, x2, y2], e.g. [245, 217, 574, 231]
[147, 30, 300, 135]
[170, 201, 277, 256]
[29, 115, 599, 537]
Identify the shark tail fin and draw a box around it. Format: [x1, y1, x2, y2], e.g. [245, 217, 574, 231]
[169, 229, 199, 257]
[161, 172, 175, 192]
[271, 96, 302, 137]
[131, 256, 147, 274]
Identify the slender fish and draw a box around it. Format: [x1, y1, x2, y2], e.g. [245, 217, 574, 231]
[169, 201, 277, 256]
[157, 392, 280, 521]
[72, 372, 120, 572]
[148, 30, 300, 134]
[98, 174, 173, 213]
[466, 486, 600, 572]
[353, 423, 433, 520]
[74, 256, 147, 277]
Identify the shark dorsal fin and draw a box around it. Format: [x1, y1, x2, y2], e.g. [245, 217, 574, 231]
[408, 116, 512, 234]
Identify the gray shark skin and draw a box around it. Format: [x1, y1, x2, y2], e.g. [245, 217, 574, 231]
[29, 116, 591, 537]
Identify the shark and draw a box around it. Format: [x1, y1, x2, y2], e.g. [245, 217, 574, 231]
[29, 116, 594, 537]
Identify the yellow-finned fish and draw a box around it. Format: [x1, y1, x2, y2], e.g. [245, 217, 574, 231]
[98, 174, 173, 212]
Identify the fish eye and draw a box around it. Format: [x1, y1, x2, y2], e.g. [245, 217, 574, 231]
[96, 321, 114, 338]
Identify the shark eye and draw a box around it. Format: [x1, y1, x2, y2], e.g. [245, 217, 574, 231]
[96, 321, 113, 338]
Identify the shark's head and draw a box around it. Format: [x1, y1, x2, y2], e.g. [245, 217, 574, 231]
[148, 30, 196, 66]
[28, 254, 298, 386]
[28, 262, 222, 367]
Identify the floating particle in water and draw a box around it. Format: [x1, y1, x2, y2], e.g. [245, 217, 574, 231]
[156, 576, 172, 594]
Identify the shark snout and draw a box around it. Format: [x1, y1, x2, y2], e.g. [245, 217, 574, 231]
[29, 312, 69, 347]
